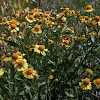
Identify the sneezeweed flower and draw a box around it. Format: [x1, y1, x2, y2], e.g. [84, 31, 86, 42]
[61, 17, 67, 22]
[25, 15, 35, 23]
[20, 22, 26, 27]
[0, 69, 4, 77]
[22, 68, 37, 79]
[84, 5, 95, 12]
[46, 11, 50, 14]
[61, 39, 70, 48]
[81, 16, 92, 23]
[29, 44, 35, 51]
[12, 13, 19, 18]
[56, 13, 65, 19]
[86, 68, 93, 74]
[34, 45, 48, 56]
[57, 23, 66, 29]
[93, 79, 100, 88]
[14, 59, 28, 71]
[31, 25, 42, 34]
[0, 40, 7, 45]
[76, 14, 81, 18]
[11, 19, 19, 25]
[73, 36, 78, 40]
[10, 52, 24, 64]
[68, 27, 74, 33]
[48, 75, 54, 79]
[9, 24, 19, 33]
[60, 5, 67, 9]
[48, 40, 54, 44]
[1, 56, 10, 62]
[43, 14, 49, 18]
[92, 16, 100, 26]
[1, 18, 9, 24]
[79, 78, 92, 90]
[34, 74, 39, 79]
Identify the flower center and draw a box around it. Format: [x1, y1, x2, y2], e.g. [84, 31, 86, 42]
[13, 13, 18, 18]
[52, 17, 56, 22]
[95, 16, 99, 22]
[12, 53, 18, 59]
[70, 27, 74, 30]
[96, 79, 100, 84]
[64, 40, 69, 45]
[38, 45, 45, 51]
[10, 24, 16, 29]
[26, 68, 33, 74]
[86, 5, 92, 10]
[83, 78, 90, 85]
[38, 9, 42, 12]
[43, 14, 48, 18]
[85, 16, 89, 20]
[18, 60, 24, 67]
[16, 51, 21, 56]
[28, 15, 34, 20]
[34, 25, 41, 31]
[1, 56, 6, 59]
[22, 22, 26, 25]
[2, 18, 7, 22]
[63, 5, 67, 8]
[46, 11, 50, 14]
[61, 23, 64, 26]
[77, 14, 81, 17]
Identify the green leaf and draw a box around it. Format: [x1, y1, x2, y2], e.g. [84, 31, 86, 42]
[67, 66, 76, 73]
[65, 91, 74, 97]
[0, 95, 4, 100]
[91, 32, 95, 42]
[25, 85, 30, 91]
[4, 40, 20, 47]
[18, 0, 22, 11]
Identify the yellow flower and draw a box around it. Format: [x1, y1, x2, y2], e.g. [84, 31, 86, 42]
[92, 16, 100, 26]
[22, 68, 37, 79]
[79, 78, 92, 90]
[48, 40, 54, 44]
[31, 25, 42, 34]
[10, 52, 24, 64]
[12, 13, 19, 18]
[68, 27, 74, 33]
[84, 5, 95, 12]
[93, 78, 100, 88]
[0, 18, 9, 25]
[14, 59, 28, 71]
[86, 68, 93, 74]
[80, 16, 92, 24]
[9, 24, 19, 33]
[48, 75, 54, 79]
[29, 44, 36, 51]
[61, 17, 67, 22]
[10, 19, 19, 25]
[60, 5, 67, 9]
[34, 45, 48, 56]
[51, 69, 54, 72]
[25, 15, 35, 23]
[61, 39, 70, 48]
[1, 56, 10, 62]
[34, 74, 39, 79]
[0, 69, 4, 77]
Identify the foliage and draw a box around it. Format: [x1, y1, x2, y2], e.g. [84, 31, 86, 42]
[0, 0, 100, 99]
